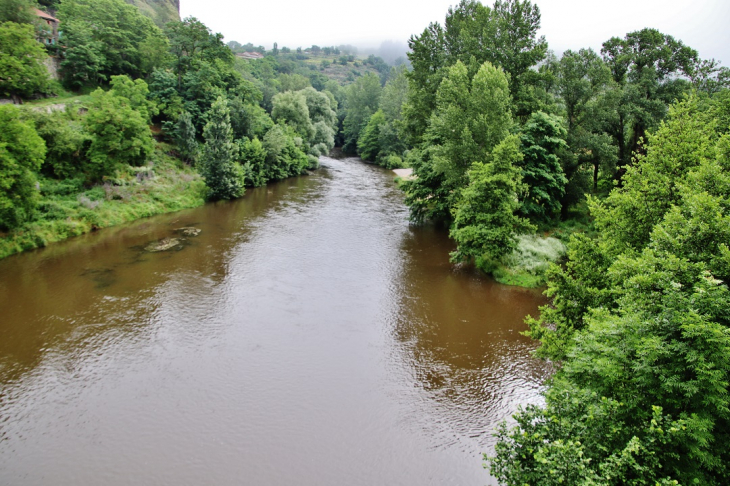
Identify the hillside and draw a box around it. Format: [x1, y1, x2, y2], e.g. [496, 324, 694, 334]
[127, 0, 179, 27]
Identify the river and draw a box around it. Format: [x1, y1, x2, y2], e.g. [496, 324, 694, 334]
[0, 156, 549, 485]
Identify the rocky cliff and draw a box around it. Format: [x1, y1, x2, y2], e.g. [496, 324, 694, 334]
[127, 0, 180, 28]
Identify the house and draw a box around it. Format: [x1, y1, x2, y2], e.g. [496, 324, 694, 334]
[34, 8, 60, 46]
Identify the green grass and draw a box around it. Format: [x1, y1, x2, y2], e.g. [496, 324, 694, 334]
[23, 86, 94, 108]
[0, 142, 207, 259]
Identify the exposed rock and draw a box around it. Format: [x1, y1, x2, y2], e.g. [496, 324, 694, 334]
[126, 0, 180, 28]
[176, 227, 201, 237]
[145, 237, 182, 252]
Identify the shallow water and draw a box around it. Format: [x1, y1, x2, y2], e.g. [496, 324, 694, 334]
[0, 157, 549, 485]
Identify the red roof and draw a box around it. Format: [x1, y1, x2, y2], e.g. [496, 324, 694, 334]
[34, 8, 59, 23]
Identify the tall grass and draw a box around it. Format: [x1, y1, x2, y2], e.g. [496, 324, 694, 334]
[488, 234, 567, 288]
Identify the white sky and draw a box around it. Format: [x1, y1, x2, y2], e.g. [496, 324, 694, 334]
[180, 0, 730, 64]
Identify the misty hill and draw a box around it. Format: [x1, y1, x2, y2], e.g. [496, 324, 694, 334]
[126, 0, 179, 27]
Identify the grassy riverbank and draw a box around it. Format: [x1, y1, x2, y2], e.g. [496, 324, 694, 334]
[0, 142, 207, 260]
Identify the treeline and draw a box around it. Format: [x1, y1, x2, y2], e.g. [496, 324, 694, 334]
[360, 0, 730, 483]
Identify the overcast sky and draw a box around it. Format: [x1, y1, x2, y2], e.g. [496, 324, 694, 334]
[180, 0, 730, 64]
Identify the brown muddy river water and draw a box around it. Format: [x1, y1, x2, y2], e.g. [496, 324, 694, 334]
[0, 157, 549, 485]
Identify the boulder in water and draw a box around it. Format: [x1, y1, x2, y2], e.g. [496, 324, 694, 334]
[145, 237, 182, 252]
[176, 227, 201, 236]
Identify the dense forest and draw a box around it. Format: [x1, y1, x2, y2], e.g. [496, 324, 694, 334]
[2, 0, 730, 483]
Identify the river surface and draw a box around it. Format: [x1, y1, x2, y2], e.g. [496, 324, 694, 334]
[0, 157, 549, 485]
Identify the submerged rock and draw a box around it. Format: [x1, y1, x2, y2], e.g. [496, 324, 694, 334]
[145, 237, 182, 252]
[176, 227, 201, 237]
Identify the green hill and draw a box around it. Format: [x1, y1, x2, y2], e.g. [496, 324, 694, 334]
[127, 0, 179, 27]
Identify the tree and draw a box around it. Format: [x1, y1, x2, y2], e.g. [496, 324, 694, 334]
[0, 21, 50, 100]
[58, 0, 166, 87]
[271, 90, 314, 142]
[403, 60, 513, 222]
[21, 108, 90, 179]
[262, 124, 309, 180]
[526, 95, 720, 361]
[173, 110, 198, 163]
[494, 94, 730, 486]
[358, 110, 386, 161]
[0, 0, 34, 24]
[199, 97, 244, 200]
[109, 75, 158, 123]
[518, 111, 568, 223]
[166, 17, 234, 84]
[449, 134, 534, 264]
[84, 87, 155, 181]
[238, 137, 267, 187]
[601, 28, 698, 171]
[342, 73, 382, 153]
[0, 105, 45, 230]
[403, 0, 547, 141]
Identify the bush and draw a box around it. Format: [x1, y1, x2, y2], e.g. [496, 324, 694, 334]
[21, 109, 91, 179]
[84, 87, 155, 181]
[0, 105, 45, 229]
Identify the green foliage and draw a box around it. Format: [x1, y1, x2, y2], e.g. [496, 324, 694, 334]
[342, 73, 382, 153]
[449, 134, 534, 263]
[109, 75, 159, 122]
[84, 87, 155, 181]
[228, 96, 274, 140]
[0, 0, 35, 24]
[357, 110, 386, 161]
[403, 0, 547, 142]
[262, 124, 309, 180]
[518, 111, 568, 223]
[271, 90, 314, 141]
[173, 110, 198, 163]
[199, 97, 243, 200]
[498, 94, 730, 485]
[238, 137, 267, 187]
[58, 0, 165, 87]
[0, 21, 51, 99]
[20, 108, 90, 179]
[0, 145, 206, 259]
[166, 17, 233, 82]
[601, 28, 698, 169]
[0, 105, 45, 229]
[404, 60, 513, 222]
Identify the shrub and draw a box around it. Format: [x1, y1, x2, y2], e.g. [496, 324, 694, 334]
[0, 105, 45, 229]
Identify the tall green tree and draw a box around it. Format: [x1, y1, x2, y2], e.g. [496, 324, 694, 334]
[173, 110, 198, 163]
[0, 105, 45, 230]
[84, 87, 155, 181]
[518, 111, 568, 223]
[403, 0, 547, 143]
[449, 134, 534, 264]
[342, 73, 382, 153]
[601, 28, 698, 171]
[199, 97, 244, 200]
[0, 0, 34, 24]
[58, 0, 166, 87]
[403, 60, 513, 222]
[0, 21, 50, 100]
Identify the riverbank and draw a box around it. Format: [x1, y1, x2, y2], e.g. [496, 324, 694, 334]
[0, 142, 207, 260]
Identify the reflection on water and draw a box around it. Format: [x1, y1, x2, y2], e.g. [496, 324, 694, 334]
[0, 157, 549, 485]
